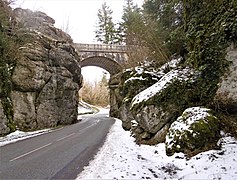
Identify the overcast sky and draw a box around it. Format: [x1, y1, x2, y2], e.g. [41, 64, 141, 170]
[12, 0, 144, 82]
[13, 0, 144, 43]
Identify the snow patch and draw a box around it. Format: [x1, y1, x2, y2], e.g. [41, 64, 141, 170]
[77, 120, 237, 179]
[165, 107, 217, 149]
[124, 76, 146, 84]
[131, 67, 194, 107]
[171, 107, 213, 132]
[0, 129, 51, 147]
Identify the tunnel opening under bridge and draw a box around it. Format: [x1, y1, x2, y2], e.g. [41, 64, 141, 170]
[80, 56, 123, 75]
[78, 55, 123, 115]
[79, 65, 110, 110]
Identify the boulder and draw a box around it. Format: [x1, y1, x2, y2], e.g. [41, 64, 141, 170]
[130, 67, 198, 134]
[109, 65, 163, 130]
[165, 107, 221, 156]
[109, 58, 182, 121]
[131, 120, 170, 145]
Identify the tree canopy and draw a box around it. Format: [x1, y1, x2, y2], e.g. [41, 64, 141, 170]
[95, 2, 117, 44]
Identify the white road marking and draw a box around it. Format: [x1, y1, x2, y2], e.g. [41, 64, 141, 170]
[10, 143, 52, 162]
[9, 120, 100, 162]
[81, 121, 99, 131]
[56, 133, 76, 142]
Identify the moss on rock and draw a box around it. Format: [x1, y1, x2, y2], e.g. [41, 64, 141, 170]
[165, 107, 221, 156]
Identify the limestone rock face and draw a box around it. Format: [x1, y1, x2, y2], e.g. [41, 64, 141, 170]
[110, 58, 208, 145]
[11, 91, 37, 130]
[0, 8, 82, 134]
[130, 67, 199, 143]
[109, 72, 123, 118]
[165, 107, 221, 156]
[215, 44, 237, 114]
[109, 65, 163, 130]
[13, 8, 72, 42]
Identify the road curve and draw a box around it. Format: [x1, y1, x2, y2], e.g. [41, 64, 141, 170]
[0, 113, 115, 179]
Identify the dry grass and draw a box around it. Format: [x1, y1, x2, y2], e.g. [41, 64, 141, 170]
[79, 80, 109, 107]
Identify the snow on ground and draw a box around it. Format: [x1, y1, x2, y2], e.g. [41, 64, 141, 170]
[1, 110, 236, 179]
[0, 129, 51, 147]
[78, 101, 98, 115]
[77, 120, 237, 180]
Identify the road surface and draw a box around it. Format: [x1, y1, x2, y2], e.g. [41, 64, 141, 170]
[0, 113, 115, 179]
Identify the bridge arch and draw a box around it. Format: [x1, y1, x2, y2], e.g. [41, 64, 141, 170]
[80, 56, 123, 75]
[74, 43, 128, 75]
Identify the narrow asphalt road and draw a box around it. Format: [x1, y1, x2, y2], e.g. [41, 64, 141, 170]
[0, 113, 115, 179]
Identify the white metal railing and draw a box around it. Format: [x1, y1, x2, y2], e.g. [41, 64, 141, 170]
[74, 43, 128, 53]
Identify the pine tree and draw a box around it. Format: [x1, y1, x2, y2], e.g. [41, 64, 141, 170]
[119, 0, 144, 45]
[95, 2, 116, 44]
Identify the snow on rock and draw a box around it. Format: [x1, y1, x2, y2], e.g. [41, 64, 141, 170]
[111, 66, 161, 130]
[159, 57, 182, 71]
[131, 67, 195, 109]
[166, 107, 221, 156]
[127, 66, 200, 144]
[128, 59, 193, 111]
[124, 76, 146, 84]
[77, 120, 237, 180]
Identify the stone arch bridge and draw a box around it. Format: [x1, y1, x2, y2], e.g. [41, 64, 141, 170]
[73, 43, 129, 75]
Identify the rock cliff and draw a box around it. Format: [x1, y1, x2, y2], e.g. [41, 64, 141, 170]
[215, 44, 237, 114]
[0, 8, 82, 135]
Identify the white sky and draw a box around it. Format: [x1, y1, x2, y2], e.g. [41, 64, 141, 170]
[13, 0, 144, 43]
[12, 0, 144, 82]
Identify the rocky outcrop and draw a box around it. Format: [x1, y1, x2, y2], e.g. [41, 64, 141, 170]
[110, 58, 207, 145]
[109, 59, 181, 130]
[109, 63, 167, 130]
[165, 107, 221, 156]
[215, 44, 237, 114]
[0, 8, 82, 135]
[110, 42, 237, 150]
[13, 8, 72, 43]
[130, 67, 200, 144]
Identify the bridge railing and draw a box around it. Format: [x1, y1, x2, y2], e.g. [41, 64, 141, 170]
[74, 43, 128, 53]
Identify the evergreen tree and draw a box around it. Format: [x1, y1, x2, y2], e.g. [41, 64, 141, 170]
[95, 2, 117, 44]
[119, 0, 144, 45]
[99, 71, 108, 87]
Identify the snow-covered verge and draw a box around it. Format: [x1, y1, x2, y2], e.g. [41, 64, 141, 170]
[77, 120, 237, 180]
[0, 108, 109, 147]
[0, 129, 51, 147]
[78, 101, 99, 115]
